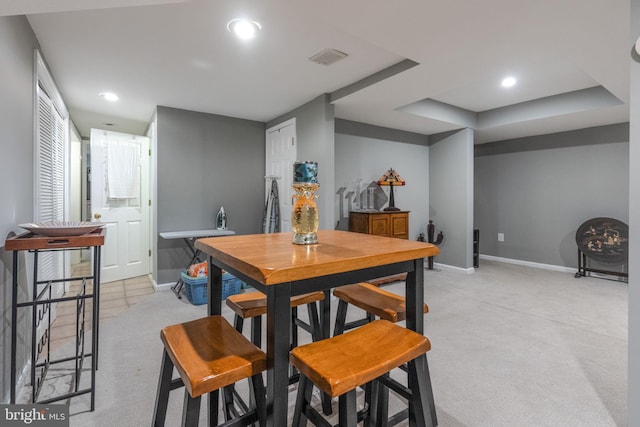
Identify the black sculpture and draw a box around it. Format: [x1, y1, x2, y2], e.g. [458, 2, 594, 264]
[425, 220, 444, 270]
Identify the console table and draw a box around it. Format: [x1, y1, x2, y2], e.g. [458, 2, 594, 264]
[6, 229, 105, 410]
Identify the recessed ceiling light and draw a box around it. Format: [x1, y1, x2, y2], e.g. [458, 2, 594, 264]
[226, 18, 261, 40]
[501, 76, 517, 88]
[99, 92, 119, 102]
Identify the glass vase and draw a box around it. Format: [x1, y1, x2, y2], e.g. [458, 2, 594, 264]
[291, 183, 319, 244]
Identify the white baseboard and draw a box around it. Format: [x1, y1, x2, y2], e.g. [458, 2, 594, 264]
[432, 263, 476, 274]
[154, 281, 174, 291]
[479, 254, 575, 273]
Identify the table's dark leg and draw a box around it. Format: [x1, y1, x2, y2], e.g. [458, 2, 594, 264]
[207, 257, 223, 421]
[405, 258, 424, 334]
[207, 257, 223, 316]
[406, 258, 437, 425]
[266, 282, 292, 427]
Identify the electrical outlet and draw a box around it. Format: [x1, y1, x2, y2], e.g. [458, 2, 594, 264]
[498, 233, 504, 242]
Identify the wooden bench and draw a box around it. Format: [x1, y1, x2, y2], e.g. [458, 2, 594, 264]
[290, 319, 434, 427]
[152, 315, 266, 426]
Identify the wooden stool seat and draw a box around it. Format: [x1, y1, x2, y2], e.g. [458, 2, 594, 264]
[333, 282, 428, 323]
[290, 320, 432, 426]
[226, 291, 324, 319]
[153, 315, 266, 426]
[331, 284, 437, 426]
[366, 273, 407, 287]
[291, 319, 429, 398]
[161, 316, 266, 397]
[225, 291, 325, 347]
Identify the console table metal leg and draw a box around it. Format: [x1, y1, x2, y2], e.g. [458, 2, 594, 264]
[10, 250, 18, 404]
[94, 245, 101, 369]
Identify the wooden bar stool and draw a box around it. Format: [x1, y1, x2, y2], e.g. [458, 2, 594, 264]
[227, 290, 332, 415]
[226, 291, 324, 348]
[290, 319, 434, 427]
[152, 315, 266, 427]
[333, 282, 429, 336]
[333, 282, 436, 426]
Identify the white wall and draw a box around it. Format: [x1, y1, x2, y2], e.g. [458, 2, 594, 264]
[628, 1, 639, 424]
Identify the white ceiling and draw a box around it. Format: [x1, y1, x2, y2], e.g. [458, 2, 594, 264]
[6, 0, 631, 143]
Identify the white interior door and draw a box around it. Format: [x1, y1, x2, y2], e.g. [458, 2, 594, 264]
[266, 119, 297, 232]
[90, 129, 150, 283]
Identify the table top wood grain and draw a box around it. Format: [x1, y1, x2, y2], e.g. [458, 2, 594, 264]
[195, 229, 439, 285]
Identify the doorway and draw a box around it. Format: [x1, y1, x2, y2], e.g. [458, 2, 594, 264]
[89, 129, 151, 283]
[265, 118, 297, 232]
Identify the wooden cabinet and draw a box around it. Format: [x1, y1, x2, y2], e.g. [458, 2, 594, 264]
[349, 211, 410, 240]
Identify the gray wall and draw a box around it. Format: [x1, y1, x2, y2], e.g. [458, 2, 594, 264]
[155, 106, 265, 284]
[429, 128, 474, 269]
[267, 95, 335, 230]
[0, 16, 40, 403]
[475, 124, 629, 268]
[628, 1, 639, 424]
[335, 119, 430, 239]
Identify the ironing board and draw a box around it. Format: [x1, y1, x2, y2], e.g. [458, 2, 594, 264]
[159, 229, 235, 299]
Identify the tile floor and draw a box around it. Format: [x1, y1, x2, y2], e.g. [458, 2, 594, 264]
[48, 262, 155, 353]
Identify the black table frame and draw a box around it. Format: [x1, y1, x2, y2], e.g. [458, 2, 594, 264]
[206, 255, 436, 426]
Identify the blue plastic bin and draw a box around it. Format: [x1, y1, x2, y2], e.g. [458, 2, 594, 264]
[181, 271, 242, 305]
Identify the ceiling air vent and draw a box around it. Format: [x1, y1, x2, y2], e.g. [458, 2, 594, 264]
[309, 48, 348, 66]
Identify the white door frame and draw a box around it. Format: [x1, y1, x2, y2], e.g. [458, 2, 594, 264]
[90, 129, 151, 283]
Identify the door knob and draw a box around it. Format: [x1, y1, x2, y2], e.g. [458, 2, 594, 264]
[94, 213, 102, 220]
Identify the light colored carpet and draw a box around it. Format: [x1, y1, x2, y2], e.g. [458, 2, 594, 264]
[55, 260, 627, 426]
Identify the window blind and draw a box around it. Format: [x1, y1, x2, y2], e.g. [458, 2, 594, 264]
[35, 84, 65, 283]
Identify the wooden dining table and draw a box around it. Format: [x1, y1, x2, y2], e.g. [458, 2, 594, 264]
[195, 229, 440, 426]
